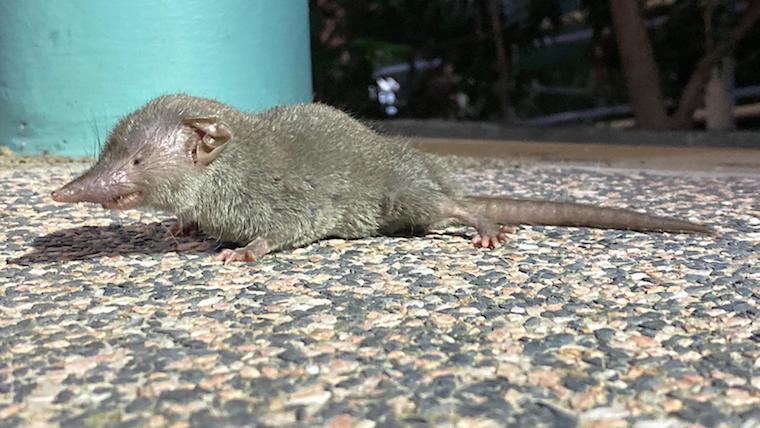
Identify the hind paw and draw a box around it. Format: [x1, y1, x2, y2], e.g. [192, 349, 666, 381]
[472, 225, 514, 249]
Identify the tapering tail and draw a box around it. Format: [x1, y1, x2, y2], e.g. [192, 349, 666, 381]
[465, 196, 713, 234]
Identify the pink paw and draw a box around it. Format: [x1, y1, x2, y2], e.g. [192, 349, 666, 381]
[472, 225, 513, 249]
[215, 238, 269, 264]
[216, 248, 258, 264]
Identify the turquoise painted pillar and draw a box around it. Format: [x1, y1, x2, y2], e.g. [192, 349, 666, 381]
[0, 0, 312, 157]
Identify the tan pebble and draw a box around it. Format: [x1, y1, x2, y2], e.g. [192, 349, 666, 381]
[578, 406, 630, 425]
[239, 366, 261, 379]
[0, 403, 23, 419]
[47, 340, 70, 349]
[712, 370, 747, 386]
[197, 296, 222, 307]
[261, 366, 279, 378]
[673, 374, 705, 389]
[496, 363, 526, 383]
[455, 417, 502, 428]
[406, 319, 425, 327]
[88, 305, 118, 315]
[663, 399, 683, 412]
[459, 306, 480, 315]
[689, 391, 718, 402]
[725, 388, 759, 406]
[388, 395, 416, 415]
[423, 368, 457, 383]
[354, 420, 377, 428]
[582, 418, 627, 428]
[502, 389, 524, 409]
[487, 328, 511, 343]
[629, 334, 658, 348]
[309, 329, 335, 341]
[625, 366, 646, 379]
[286, 389, 331, 407]
[556, 346, 584, 361]
[199, 373, 232, 390]
[28, 267, 46, 276]
[305, 343, 336, 356]
[570, 385, 606, 410]
[259, 312, 290, 320]
[145, 415, 168, 428]
[362, 312, 403, 329]
[751, 376, 760, 389]
[431, 312, 456, 329]
[328, 358, 359, 375]
[530, 369, 563, 389]
[262, 411, 297, 426]
[408, 308, 429, 318]
[327, 414, 354, 428]
[524, 306, 542, 316]
[312, 273, 332, 282]
[314, 314, 338, 324]
[470, 366, 498, 380]
[680, 350, 703, 361]
[10, 342, 35, 353]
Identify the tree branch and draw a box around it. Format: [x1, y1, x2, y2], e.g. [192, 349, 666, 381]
[610, 0, 670, 130]
[670, 0, 760, 129]
[487, 0, 513, 123]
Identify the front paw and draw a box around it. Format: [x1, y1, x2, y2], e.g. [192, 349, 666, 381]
[215, 237, 270, 264]
[165, 220, 199, 238]
[216, 248, 259, 264]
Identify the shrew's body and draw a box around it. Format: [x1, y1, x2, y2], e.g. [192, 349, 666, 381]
[52, 94, 711, 262]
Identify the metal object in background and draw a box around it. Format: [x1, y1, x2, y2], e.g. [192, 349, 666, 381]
[0, 0, 312, 157]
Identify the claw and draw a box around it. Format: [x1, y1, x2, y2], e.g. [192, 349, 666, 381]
[165, 220, 199, 238]
[216, 248, 258, 264]
[215, 237, 270, 264]
[472, 225, 513, 249]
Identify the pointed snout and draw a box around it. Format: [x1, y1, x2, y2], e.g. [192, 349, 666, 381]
[51, 169, 107, 204]
[51, 186, 77, 203]
[50, 169, 146, 210]
[51, 179, 89, 203]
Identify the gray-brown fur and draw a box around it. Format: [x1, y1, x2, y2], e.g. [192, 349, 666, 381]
[52, 94, 711, 262]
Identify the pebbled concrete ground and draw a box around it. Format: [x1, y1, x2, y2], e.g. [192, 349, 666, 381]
[1, 157, 758, 428]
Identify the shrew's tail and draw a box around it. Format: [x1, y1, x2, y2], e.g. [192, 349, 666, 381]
[465, 196, 713, 234]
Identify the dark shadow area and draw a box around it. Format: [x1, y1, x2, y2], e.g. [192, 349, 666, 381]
[9, 221, 454, 266]
[8, 221, 223, 265]
[370, 120, 760, 149]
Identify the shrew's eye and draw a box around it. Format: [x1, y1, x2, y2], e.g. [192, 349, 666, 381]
[133, 158, 141, 166]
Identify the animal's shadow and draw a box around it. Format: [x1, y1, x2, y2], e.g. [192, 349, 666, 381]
[9, 221, 475, 266]
[9, 221, 222, 265]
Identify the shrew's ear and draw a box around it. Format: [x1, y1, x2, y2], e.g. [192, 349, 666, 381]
[183, 117, 232, 166]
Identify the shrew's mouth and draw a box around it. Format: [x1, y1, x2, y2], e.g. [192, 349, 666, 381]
[102, 191, 144, 210]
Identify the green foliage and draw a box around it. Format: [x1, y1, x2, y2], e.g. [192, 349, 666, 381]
[309, 0, 758, 122]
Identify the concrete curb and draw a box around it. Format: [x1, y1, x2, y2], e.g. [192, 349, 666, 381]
[368, 119, 760, 149]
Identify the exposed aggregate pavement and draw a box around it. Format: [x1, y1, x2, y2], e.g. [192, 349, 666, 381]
[1, 159, 758, 428]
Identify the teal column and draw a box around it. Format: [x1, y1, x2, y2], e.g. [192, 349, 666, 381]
[0, 0, 312, 157]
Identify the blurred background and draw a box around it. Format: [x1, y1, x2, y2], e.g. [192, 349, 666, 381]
[1, 0, 758, 158]
[310, 0, 760, 131]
